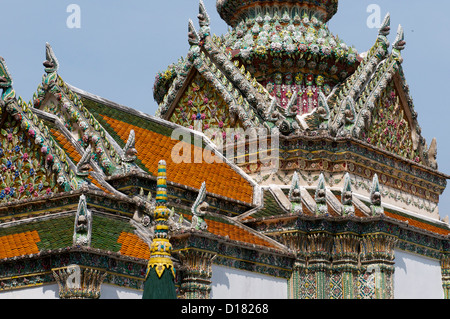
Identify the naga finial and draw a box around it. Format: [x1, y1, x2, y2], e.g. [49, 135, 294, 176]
[289, 172, 302, 215]
[315, 173, 328, 216]
[191, 181, 208, 231]
[428, 138, 438, 170]
[341, 173, 355, 216]
[122, 129, 138, 162]
[370, 174, 383, 216]
[0, 57, 16, 105]
[188, 19, 200, 46]
[73, 194, 92, 247]
[393, 25, 406, 51]
[378, 12, 391, 37]
[43, 42, 59, 74]
[198, 0, 210, 28]
[77, 145, 92, 176]
[0, 57, 13, 89]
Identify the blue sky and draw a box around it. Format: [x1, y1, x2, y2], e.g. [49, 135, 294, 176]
[1, 0, 450, 220]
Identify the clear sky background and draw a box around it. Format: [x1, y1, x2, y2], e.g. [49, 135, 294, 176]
[1, 0, 450, 221]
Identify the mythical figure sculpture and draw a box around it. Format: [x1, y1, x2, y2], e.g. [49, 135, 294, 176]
[77, 145, 92, 177]
[289, 172, 303, 215]
[315, 173, 328, 215]
[191, 182, 208, 231]
[370, 174, 384, 216]
[341, 173, 355, 216]
[73, 194, 92, 246]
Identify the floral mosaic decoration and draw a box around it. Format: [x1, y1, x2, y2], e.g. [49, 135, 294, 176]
[366, 82, 421, 164]
[0, 113, 60, 202]
[170, 72, 242, 141]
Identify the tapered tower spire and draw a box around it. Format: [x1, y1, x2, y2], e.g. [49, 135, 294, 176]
[142, 160, 177, 299]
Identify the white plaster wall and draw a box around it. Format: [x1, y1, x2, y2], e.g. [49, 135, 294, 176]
[210, 264, 287, 299]
[0, 283, 143, 299]
[100, 284, 142, 299]
[394, 249, 443, 299]
[0, 284, 59, 299]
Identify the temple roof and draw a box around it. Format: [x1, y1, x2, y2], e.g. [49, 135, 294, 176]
[73, 86, 257, 206]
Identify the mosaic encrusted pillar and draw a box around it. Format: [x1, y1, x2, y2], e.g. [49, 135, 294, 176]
[359, 234, 397, 299]
[441, 254, 450, 299]
[277, 232, 307, 299]
[330, 234, 360, 299]
[306, 233, 333, 299]
[178, 250, 216, 299]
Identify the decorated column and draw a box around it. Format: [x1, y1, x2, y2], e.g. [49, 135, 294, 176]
[359, 234, 397, 299]
[441, 254, 450, 299]
[306, 232, 333, 299]
[331, 234, 360, 299]
[278, 232, 307, 299]
[142, 160, 177, 299]
[52, 265, 107, 299]
[178, 250, 216, 299]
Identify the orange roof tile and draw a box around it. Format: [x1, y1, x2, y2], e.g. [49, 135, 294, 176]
[50, 129, 82, 164]
[385, 211, 450, 236]
[117, 232, 150, 260]
[0, 231, 40, 259]
[101, 115, 254, 204]
[89, 173, 111, 194]
[182, 213, 277, 249]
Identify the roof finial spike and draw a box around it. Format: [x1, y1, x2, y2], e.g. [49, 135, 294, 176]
[393, 24, 406, 51]
[0, 57, 13, 89]
[76, 145, 92, 176]
[0, 57, 15, 105]
[378, 12, 391, 36]
[43, 42, 59, 74]
[122, 129, 137, 162]
[198, 0, 210, 27]
[188, 19, 200, 46]
[428, 137, 438, 170]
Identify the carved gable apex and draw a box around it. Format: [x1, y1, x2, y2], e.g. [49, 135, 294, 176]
[167, 69, 244, 133]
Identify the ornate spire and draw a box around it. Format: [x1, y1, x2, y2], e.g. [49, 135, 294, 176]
[142, 160, 177, 299]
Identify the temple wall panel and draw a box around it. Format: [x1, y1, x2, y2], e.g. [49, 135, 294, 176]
[99, 284, 143, 299]
[210, 264, 287, 299]
[0, 284, 58, 299]
[394, 249, 443, 299]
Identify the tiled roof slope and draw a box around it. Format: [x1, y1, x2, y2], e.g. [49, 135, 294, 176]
[0, 213, 146, 260]
[75, 88, 254, 205]
[178, 208, 279, 250]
